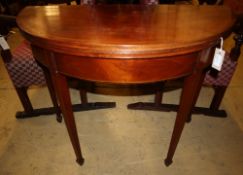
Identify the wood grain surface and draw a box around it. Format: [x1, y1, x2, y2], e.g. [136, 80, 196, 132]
[17, 5, 235, 58]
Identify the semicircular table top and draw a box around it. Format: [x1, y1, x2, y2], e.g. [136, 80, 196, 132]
[17, 4, 235, 58]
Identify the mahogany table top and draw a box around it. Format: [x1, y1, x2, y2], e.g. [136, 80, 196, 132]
[17, 5, 235, 58]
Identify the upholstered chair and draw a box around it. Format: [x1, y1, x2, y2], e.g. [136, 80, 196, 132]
[0, 1, 82, 121]
[1, 32, 62, 121]
[128, 0, 243, 119]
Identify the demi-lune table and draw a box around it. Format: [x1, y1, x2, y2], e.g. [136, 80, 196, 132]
[17, 5, 235, 166]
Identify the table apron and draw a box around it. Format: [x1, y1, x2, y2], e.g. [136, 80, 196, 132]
[47, 52, 198, 84]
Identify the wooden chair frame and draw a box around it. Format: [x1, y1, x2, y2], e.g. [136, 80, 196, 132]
[0, 14, 115, 121]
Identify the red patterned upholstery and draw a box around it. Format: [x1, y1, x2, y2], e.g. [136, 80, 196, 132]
[5, 41, 46, 88]
[140, 0, 159, 5]
[80, 0, 159, 5]
[81, 0, 96, 4]
[204, 53, 237, 86]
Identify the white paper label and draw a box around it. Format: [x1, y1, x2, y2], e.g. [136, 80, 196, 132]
[212, 48, 225, 71]
[0, 36, 10, 50]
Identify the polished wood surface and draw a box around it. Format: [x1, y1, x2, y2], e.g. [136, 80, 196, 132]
[17, 5, 234, 58]
[17, 5, 235, 166]
[17, 5, 234, 84]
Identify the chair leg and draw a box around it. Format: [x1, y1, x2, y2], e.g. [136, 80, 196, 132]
[15, 75, 115, 119]
[155, 91, 163, 106]
[128, 84, 227, 117]
[79, 89, 88, 104]
[210, 86, 227, 111]
[154, 82, 165, 106]
[230, 33, 243, 61]
[153, 79, 202, 123]
[15, 87, 34, 114]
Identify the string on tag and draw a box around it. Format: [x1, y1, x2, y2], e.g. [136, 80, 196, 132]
[219, 37, 223, 50]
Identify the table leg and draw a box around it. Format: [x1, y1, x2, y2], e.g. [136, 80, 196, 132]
[164, 68, 205, 166]
[51, 72, 84, 166]
[42, 64, 63, 123]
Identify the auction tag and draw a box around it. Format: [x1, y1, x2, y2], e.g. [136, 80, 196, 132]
[0, 36, 10, 50]
[212, 37, 225, 71]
